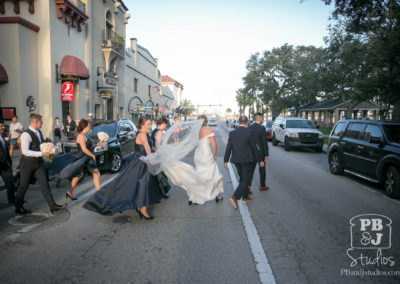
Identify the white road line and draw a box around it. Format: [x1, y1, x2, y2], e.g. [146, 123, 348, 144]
[227, 162, 276, 284]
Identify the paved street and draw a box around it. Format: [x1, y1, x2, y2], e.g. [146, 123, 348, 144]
[0, 122, 399, 283]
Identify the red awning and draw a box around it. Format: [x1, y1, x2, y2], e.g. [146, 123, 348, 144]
[0, 64, 8, 83]
[60, 55, 89, 79]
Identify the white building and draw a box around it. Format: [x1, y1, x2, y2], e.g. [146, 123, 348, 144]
[124, 38, 176, 123]
[161, 75, 184, 109]
[0, 0, 129, 139]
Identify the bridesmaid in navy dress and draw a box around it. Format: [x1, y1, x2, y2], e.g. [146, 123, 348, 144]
[83, 117, 162, 219]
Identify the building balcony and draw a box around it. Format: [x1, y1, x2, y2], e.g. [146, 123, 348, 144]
[102, 30, 125, 57]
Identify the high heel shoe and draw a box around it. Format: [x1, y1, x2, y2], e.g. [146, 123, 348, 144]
[66, 193, 77, 201]
[136, 209, 154, 220]
[215, 195, 223, 203]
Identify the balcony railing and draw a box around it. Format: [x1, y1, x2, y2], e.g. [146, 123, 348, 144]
[102, 30, 125, 56]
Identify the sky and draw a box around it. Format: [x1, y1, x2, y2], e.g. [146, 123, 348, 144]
[124, 0, 334, 113]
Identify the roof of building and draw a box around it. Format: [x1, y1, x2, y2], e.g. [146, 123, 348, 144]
[118, 0, 129, 11]
[137, 44, 157, 64]
[298, 98, 351, 111]
[297, 98, 380, 111]
[161, 75, 183, 88]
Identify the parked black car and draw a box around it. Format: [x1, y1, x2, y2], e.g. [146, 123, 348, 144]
[327, 119, 400, 198]
[63, 119, 137, 173]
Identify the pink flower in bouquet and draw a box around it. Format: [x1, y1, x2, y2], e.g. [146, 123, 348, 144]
[97, 132, 109, 143]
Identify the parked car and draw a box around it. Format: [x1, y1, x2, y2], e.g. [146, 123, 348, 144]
[232, 119, 238, 128]
[208, 118, 217, 127]
[247, 119, 254, 127]
[327, 119, 400, 198]
[262, 121, 273, 140]
[272, 117, 324, 151]
[62, 119, 137, 173]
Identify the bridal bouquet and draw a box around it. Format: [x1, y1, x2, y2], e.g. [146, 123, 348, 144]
[40, 142, 56, 163]
[97, 132, 109, 143]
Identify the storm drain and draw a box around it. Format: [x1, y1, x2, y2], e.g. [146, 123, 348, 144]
[9, 213, 50, 226]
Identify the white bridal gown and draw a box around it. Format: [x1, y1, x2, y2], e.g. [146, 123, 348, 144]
[164, 133, 224, 204]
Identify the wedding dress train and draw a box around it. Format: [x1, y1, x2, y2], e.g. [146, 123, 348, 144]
[164, 133, 223, 204]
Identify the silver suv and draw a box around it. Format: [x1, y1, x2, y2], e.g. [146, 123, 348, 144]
[272, 117, 324, 152]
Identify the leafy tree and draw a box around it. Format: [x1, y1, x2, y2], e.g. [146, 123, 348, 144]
[235, 88, 247, 115]
[226, 108, 232, 114]
[181, 99, 195, 120]
[322, 0, 400, 119]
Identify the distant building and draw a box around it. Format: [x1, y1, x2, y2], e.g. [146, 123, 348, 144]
[296, 98, 380, 127]
[161, 75, 184, 109]
[125, 38, 161, 123]
[91, 0, 129, 121]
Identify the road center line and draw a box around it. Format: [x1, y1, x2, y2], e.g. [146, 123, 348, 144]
[227, 162, 276, 284]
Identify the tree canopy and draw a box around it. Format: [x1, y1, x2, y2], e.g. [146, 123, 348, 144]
[237, 0, 400, 120]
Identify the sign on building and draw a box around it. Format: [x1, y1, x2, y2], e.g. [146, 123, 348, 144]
[61, 81, 74, 101]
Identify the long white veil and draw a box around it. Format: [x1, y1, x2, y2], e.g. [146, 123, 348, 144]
[140, 119, 204, 175]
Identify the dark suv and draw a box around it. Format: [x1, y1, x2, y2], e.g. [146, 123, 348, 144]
[63, 119, 137, 173]
[327, 119, 400, 198]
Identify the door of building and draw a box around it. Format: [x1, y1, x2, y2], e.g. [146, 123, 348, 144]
[107, 98, 113, 120]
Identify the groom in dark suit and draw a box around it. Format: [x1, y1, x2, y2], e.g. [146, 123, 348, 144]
[0, 120, 15, 204]
[224, 116, 263, 208]
[249, 113, 270, 191]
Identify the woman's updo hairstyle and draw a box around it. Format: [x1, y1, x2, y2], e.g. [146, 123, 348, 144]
[156, 117, 168, 126]
[197, 115, 208, 127]
[137, 117, 150, 130]
[77, 119, 89, 133]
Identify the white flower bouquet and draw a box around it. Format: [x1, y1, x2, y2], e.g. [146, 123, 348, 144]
[97, 132, 109, 143]
[40, 142, 56, 163]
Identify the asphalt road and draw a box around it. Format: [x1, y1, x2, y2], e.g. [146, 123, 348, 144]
[0, 122, 399, 283]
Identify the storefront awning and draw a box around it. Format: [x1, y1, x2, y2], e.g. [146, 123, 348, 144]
[0, 64, 8, 83]
[60, 55, 89, 79]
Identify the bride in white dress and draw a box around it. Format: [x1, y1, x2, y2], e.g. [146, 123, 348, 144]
[155, 116, 223, 204]
[141, 117, 224, 204]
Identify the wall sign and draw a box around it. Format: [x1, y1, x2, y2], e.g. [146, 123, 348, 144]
[61, 81, 74, 101]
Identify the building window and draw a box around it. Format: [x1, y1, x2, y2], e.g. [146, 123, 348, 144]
[95, 104, 101, 119]
[134, 78, 138, 93]
[148, 85, 151, 97]
[120, 107, 124, 118]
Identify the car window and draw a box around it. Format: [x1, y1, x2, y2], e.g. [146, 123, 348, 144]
[89, 122, 117, 137]
[266, 121, 273, 127]
[383, 124, 400, 143]
[124, 122, 134, 132]
[363, 124, 382, 141]
[119, 124, 127, 132]
[344, 123, 363, 139]
[331, 122, 346, 136]
[286, 120, 315, 129]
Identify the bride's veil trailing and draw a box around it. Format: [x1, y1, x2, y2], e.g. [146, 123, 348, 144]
[140, 119, 204, 175]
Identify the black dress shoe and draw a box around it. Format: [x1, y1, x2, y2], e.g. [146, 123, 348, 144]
[50, 204, 66, 215]
[15, 207, 32, 215]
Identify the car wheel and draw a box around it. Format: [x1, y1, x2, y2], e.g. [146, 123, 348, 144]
[284, 137, 290, 151]
[110, 152, 123, 173]
[272, 134, 278, 146]
[329, 151, 343, 175]
[384, 166, 400, 198]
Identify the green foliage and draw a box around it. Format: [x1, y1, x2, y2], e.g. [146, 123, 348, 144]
[322, 0, 400, 119]
[181, 99, 195, 117]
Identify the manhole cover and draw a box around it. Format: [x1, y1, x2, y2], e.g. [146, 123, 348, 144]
[9, 212, 50, 225]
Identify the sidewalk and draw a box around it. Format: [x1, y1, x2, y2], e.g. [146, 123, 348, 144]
[0, 149, 21, 191]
